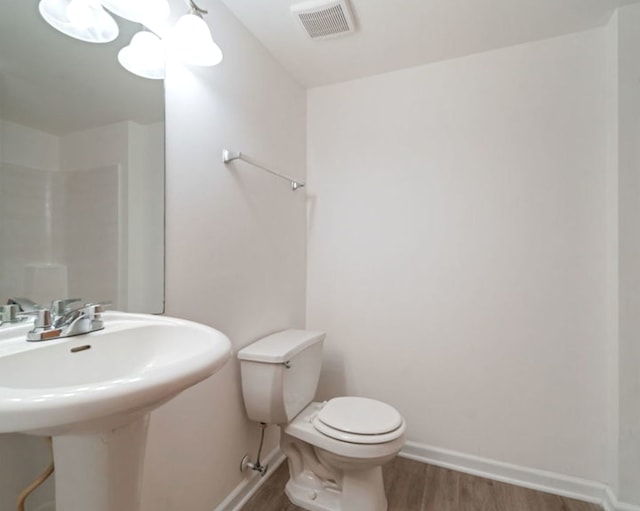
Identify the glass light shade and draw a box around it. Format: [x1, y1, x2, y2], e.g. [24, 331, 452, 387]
[66, 0, 95, 28]
[118, 31, 165, 80]
[172, 14, 223, 67]
[100, 0, 170, 24]
[39, 0, 119, 43]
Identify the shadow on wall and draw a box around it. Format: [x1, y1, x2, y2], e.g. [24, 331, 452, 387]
[317, 355, 347, 400]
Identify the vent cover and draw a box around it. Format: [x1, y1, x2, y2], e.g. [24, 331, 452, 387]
[291, 0, 356, 40]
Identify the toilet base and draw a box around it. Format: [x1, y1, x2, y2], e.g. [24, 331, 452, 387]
[284, 466, 387, 511]
[285, 477, 341, 511]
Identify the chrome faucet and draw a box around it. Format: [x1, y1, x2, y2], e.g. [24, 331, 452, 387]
[53, 303, 105, 338]
[24, 300, 107, 342]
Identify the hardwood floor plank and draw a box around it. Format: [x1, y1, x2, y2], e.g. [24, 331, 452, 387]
[492, 479, 602, 511]
[458, 472, 501, 511]
[522, 487, 567, 511]
[241, 462, 304, 511]
[383, 457, 426, 511]
[492, 479, 537, 511]
[422, 464, 459, 511]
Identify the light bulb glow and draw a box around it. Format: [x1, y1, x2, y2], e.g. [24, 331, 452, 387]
[171, 14, 223, 67]
[118, 31, 165, 80]
[66, 0, 93, 29]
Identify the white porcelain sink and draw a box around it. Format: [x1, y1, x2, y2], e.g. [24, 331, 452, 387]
[0, 311, 232, 511]
[0, 311, 231, 434]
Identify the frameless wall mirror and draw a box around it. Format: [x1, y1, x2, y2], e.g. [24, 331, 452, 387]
[0, 2, 165, 316]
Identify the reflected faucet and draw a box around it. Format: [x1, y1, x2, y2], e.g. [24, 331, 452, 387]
[7, 297, 41, 313]
[0, 304, 25, 325]
[1, 298, 42, 326]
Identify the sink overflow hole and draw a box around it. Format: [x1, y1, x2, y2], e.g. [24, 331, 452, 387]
[70, 345, 92, 353]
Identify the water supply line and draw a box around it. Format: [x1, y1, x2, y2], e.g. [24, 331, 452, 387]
[17, 437, 54, 511]
[240, 422, 269, 477]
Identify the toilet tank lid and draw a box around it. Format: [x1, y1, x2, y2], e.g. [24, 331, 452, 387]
[237, 329, 325, 364]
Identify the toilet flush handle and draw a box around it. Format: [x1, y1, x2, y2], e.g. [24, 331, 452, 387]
[283, 360, 291, 369]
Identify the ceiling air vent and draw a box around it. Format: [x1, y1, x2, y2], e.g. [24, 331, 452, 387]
[291, 0, 356, 40]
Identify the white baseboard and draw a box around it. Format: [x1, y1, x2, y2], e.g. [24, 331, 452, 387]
[214, 448, 286, 511]
[603, 486, 640, 511]
[400, 441, 640, 511]
[603, 488, 617, 511]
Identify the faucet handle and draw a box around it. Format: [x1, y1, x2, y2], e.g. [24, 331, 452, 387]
[82, 302, 111, 314]
[82, 302, 111, 317]
[0, 304, 19, 323]
[34, 309, 53, 329]
[51, 299, 82, 316]
[18, 309, 53, 329]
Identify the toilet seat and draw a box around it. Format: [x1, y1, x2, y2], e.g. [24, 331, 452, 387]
[312, 397, 404, 444]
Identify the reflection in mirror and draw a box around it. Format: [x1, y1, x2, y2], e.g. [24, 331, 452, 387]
[0, 2, 165, 317]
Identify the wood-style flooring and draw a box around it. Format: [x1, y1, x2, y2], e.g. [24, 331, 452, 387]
[240, 456, 602, 511]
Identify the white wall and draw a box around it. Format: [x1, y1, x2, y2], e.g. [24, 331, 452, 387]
[616, 2, 640, 504]
[0, 119, 60, 170]
[604, 8, 620, 499]
[141, 1, 306, 509]
[127, 122, 165, 313]
[307, 29, 610, 483]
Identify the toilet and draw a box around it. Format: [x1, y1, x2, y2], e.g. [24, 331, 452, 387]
[238, 329, 406, 511]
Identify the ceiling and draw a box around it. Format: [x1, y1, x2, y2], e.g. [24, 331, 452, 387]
[1, 0, 634, 135]
[218, 0, 628, 87]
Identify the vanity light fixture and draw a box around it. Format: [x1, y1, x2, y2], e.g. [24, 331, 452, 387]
[171, 0, 223, 67]
[117, 31, 165, 80]
[38, 0, 223, 80]
[38, 0, 119, 43]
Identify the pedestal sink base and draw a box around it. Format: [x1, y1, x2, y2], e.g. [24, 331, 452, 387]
[0, 312, 232, 511]
[52, 415, 149, 511]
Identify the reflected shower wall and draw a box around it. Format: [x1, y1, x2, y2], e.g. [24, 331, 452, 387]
[62, 165, 120, 306]
[0, 118, 164, 313]
[0, 162, 120, 307]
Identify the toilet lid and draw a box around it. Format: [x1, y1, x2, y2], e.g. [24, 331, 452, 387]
[316, 397, 403, 436]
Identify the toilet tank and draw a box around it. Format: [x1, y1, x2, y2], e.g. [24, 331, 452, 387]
[238, 329, 325, 424]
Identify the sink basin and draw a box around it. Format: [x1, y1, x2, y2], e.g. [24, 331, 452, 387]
[0, 311, 232, 511]
[0, 311, 232, 434]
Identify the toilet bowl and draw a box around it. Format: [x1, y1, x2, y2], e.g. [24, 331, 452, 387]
[237, 329, 406, 511]
[282, 399, 405, 511]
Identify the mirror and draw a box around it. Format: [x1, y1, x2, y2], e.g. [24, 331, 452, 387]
[0, 1, 165, 316]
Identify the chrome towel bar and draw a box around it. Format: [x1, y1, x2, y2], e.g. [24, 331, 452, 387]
[222, 149, 305, 191]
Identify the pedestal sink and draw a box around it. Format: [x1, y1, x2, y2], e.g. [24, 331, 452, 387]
[0, 311, 232, 511]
